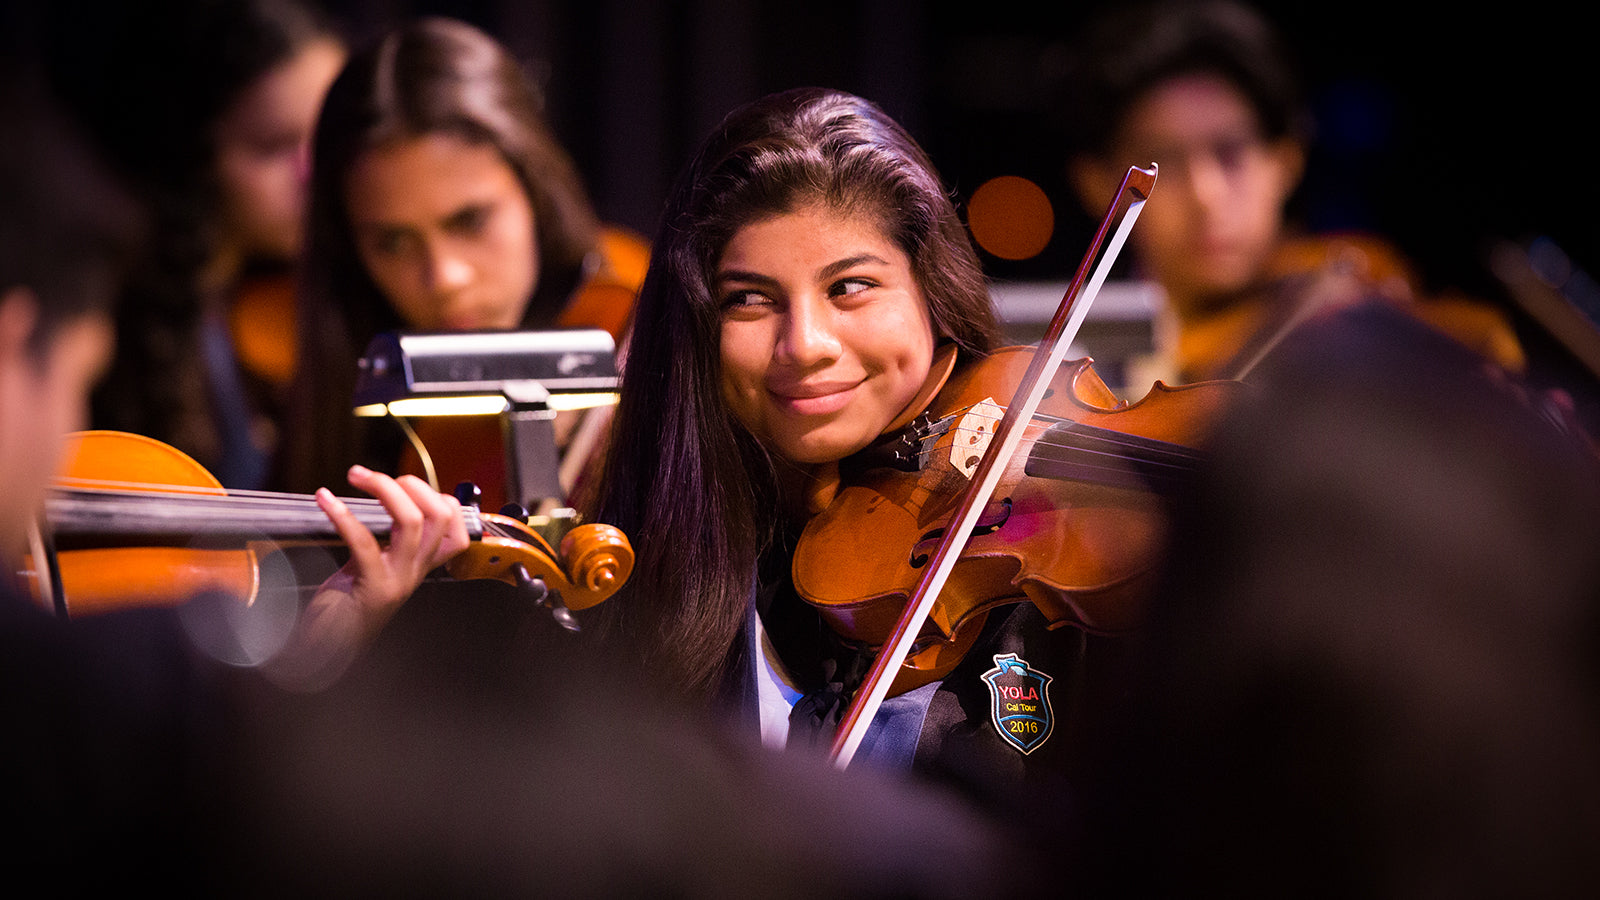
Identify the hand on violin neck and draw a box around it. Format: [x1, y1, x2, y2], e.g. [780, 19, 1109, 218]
[315, 465, 471, 625]
[267, 467, 470, 691]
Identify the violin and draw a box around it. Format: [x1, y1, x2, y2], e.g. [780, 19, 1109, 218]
[28, 430, 633, 621]
[802, 163, 1247, 766]
[229, 267, 298, 389]
[1181, 232, 1527, 383]
[558, 225, 651, 341]
[793, 347, 1239, 692]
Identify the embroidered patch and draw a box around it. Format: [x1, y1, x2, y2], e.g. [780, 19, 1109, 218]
[982, 653, 1054, 754]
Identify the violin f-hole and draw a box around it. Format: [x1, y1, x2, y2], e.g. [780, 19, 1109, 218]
[908, 497, 1013, 568]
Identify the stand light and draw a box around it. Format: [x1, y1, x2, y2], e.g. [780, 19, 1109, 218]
[352, 329, 619, 515]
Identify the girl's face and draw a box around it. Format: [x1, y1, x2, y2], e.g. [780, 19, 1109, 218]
[345, 132, 540, 331]
[1081, 73, 1303, 317]
[213, 36, 345, 263]
[716, 203, 936, 465]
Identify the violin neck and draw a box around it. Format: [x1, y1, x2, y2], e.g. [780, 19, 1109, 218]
[44, 488, 485, 549]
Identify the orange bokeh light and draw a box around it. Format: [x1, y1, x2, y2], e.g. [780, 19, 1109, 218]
[967, 175, 1054, 261]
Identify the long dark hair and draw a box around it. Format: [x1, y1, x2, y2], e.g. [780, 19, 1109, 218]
[282, 16, 601, 494]
[585, 87, 998, 703]
[48, 0, 336, 480]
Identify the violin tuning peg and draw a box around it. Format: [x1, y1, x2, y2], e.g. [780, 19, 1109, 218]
[548, 604, 580, 633]
[510, 563, 548, 603]
[453, 482, 483, 508]
[509, 562, 579, 632]
[498, 502, 529, 521]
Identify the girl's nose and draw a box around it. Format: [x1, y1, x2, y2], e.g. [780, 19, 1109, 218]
[775, 294, 842, 367]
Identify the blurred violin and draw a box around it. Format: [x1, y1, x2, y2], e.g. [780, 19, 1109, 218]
[1184, 233, 1526, 383]
[559, 225, 650, 341]
[27, 431, 633, 624]
[230, 267, 298, 389]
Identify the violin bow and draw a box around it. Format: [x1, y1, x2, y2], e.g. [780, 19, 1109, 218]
[829, 163, 1158, 768]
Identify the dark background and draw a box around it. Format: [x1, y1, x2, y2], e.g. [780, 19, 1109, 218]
[10, 0, 1595, 306]
[310, 0, 1597, 300]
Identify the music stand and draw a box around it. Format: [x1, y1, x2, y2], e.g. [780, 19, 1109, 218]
[352, 329, 619, 516]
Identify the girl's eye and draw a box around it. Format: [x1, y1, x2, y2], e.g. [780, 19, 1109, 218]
[1210, 134, 1258, 173]
[369, 230, 413, 256]
[446, 205, 491, 234]
[831, 277, 873, 299]
[246, 133, 300, 161]
[719, 288, 768, 310]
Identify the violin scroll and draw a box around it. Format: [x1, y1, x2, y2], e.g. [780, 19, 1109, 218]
[441, 515, 631, 631]
[560, 523, 635, 603]
[440, 515, 632, 613]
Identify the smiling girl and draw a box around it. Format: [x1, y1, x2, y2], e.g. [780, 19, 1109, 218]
[585, 87, 1106, 796]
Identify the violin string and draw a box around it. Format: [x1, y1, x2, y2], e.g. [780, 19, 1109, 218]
[49, 479, 495, 515]
[923, 404, 1203, 457]
[944, 423, 1203, 467]
[903, 438, 1196, 482]
[903, 405, 1204, 471]
[48, 481, 487, 533]
[917, 402, 1186, 446]
[390, 413, 441, 492]
[483, 520, 540, 545]
[919, 429, 1201, 476]
[51, 478, 391, 506]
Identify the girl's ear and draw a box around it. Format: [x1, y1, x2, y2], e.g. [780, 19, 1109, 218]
[1267, 136, 1307, 205]
[0, 287, 41, 362]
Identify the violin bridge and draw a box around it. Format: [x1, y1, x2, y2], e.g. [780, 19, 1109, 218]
[951, 398, 1003, 479]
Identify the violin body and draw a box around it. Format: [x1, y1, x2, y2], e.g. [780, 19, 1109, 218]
[794, 348, 1240, 694]
[33, 430, 260, 613]
[230, 269, 298, 389]
[558, 225, 651, 341]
